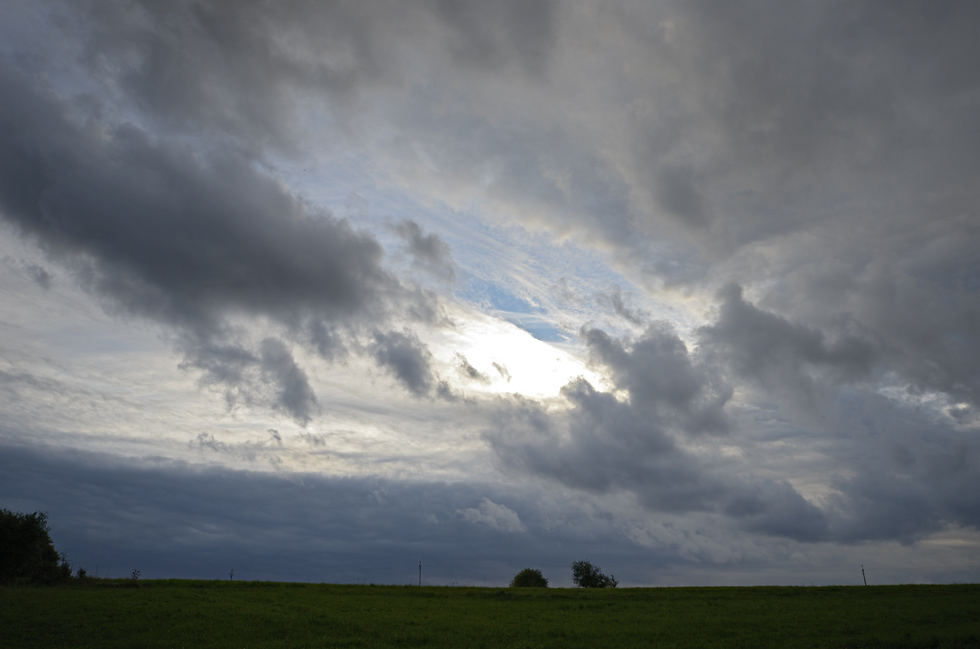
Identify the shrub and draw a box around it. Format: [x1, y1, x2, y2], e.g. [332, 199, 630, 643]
[571, 560, 618, 588]
[509, 568, 549, 588]
[0, 509, 72, 584]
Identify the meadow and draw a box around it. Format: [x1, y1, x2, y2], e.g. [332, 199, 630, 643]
[2, 580, 978, 648]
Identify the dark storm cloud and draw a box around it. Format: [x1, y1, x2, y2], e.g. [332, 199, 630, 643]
[839, 260, 980, 407]
[57, 0, 980, 279]
[698, 285, 876, 410]
[482, 322, 829, 541]
[487, 377, 827, 542]
[489, 372, 980, 545]
[0, 441, 664, 586]
[490, 316, 980, 544]
[700, 280, 980, 417]
[0, 60, 451, 419]
[0, 64, 394, 329]
[827, 441, 980, 543]
[583, 324, 731, 434]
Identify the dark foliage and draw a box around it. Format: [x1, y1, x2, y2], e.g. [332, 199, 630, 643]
[571, 560, 618, 588]
[509, 568, 549, 588]
[0, 509, 72, 584]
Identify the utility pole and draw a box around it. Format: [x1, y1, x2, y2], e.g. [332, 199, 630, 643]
[419, 561, 422, 587]
[861, 565, 867, 586]
[229, 568, 234, 581]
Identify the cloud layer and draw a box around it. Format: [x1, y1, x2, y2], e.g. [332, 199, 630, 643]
[0, 0, 978, 585]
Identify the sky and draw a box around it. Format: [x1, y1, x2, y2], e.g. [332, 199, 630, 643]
[1, 0, 979, 587]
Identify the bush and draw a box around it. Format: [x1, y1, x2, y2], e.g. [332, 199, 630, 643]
[0, 509, 73, 584]
[571, 560, 618, 588]
[509, 568, 549, 588]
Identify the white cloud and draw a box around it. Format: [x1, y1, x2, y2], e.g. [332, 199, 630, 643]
[457, 497, 526, 534]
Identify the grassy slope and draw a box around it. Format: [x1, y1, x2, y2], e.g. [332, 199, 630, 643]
[2, 581, 978, 648]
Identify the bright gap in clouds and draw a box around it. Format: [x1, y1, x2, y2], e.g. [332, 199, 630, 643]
[428, 304, 605, 400]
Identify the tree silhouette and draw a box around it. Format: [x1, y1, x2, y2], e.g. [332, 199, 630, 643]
[509, 568, 549, 587]
[0, 509, 72, 584]
[571, 560, 618, 588]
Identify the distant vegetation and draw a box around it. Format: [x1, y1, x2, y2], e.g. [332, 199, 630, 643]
[509, 567, 549, 587]
[0, 509, 73, 585]
[571, 560, 618, 588]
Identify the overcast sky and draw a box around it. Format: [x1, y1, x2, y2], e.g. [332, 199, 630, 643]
[1, 0, 979, 587]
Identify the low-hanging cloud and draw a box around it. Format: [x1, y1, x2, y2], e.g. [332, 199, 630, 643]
[486, 375, 828, 542]
[457, 497, 526, 534]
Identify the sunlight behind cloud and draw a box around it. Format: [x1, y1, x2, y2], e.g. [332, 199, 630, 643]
[430, 305, 605, 399]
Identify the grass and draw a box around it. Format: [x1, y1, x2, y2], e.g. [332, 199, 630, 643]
[2, 580, 978, 648]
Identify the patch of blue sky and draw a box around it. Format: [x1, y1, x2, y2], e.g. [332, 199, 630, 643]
[462, 276, 538, 314]
[278, 150, 692, 340]
[499, 313, 568, 343]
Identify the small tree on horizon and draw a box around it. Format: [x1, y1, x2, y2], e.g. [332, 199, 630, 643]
[509, 568, 549, 588]
[571, 560, 618, 588]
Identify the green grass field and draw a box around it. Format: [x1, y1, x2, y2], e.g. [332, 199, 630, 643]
[2, 580, 978, 648]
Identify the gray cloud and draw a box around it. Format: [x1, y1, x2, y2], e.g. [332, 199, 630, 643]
[75, 0, 396, 152]
[491, 315, 980, 544]
[454, 353, 490, 385]
[698, 284, 876, 411]
[2, 0, 979, 583]
[371, 329, 436, 397]
[0, 59, 448, 419]
[0, 441, 678, 586]
[595, 285, 647, 328]
[491, 362, 511, 382]
[394, 219, 455, 284]
[0, 66, 394, 331]
[655, 165, 710, 230]
[457, 497, 525, 534]
[259, 338, 317, 425]
[584, 324, 731, 435]
[487, 377, 826, 542]
[432, 0, 555, 75]
[49, 0, 980, 268]
[3, 256, 54, 289]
